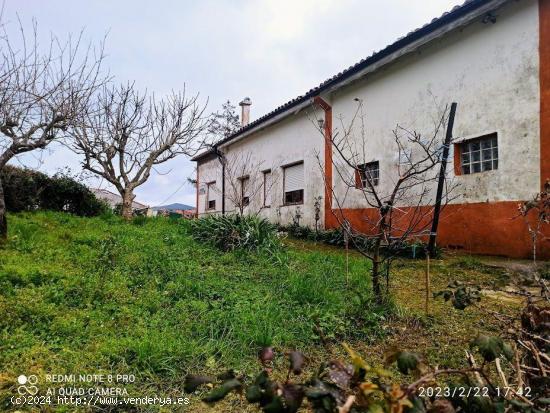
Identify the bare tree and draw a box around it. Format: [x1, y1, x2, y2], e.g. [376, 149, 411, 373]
[219, 150, 279, 216]
[518, 179, 550, 263]
[318, 99, 458, 302]
[0, 20, 107, 239]
[71, 83, 208, 218]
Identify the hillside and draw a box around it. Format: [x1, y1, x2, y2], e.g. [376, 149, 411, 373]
[152, 202, 194, 211]
[0, 212, 520, 412]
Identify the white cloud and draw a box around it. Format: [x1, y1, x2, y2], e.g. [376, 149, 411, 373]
[5, 0, 460, 206]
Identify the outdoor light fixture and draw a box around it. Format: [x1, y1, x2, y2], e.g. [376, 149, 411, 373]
[317, 119, 325, 130]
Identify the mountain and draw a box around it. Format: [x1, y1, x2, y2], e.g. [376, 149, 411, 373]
[153, 203, 194, 211]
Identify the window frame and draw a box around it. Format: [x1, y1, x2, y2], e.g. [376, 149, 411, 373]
[356, 161, 380, 188]
[284, 189, 304, 205]
[206, 181, 216, 211]
[458, 132, 498, 175]
[239, 175, 250, 207]
[282, 161, 304, 206]
[263, 169, 272, 207]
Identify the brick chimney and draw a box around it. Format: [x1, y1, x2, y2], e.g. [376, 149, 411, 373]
[239, 97, 252, 127]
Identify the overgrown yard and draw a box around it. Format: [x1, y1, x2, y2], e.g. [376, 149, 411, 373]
[0, 212, 523, 412]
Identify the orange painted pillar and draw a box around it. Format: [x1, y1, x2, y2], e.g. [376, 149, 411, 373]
[540, 0, 550, 188]
[313, 96, 334, 228]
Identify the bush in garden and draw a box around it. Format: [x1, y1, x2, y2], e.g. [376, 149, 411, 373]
[42, 172, 109, 216]
[288, 223, 313, 239]
[1, 165, 108, 216]
[281, 223, 440, 259]
[190, 214, 283, 254]
[387, 239, 442, 259]
[314, 228, 374, 251]
[1, 165, 48, 212]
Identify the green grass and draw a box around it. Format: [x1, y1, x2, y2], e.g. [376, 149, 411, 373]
[0, 211, 385, 411]
[0, 212, 523, 412]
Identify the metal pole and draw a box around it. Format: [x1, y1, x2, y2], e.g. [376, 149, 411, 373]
[428, 102, 457, 257]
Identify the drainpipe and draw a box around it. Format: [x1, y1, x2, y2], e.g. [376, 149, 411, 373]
[313, 96, 333, 228]
[214, 146, 226, 215]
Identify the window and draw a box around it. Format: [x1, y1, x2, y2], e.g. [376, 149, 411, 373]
[283, 162, 304, 205]
[285, 190, 303, 204]
[206, 182, 216, 210]
[356, 161, 380, 188]
[398, 149, 412, 167]
[263, 170, 272, 207]
[460, 133, 498, 175]
[240, 176, 250, 207]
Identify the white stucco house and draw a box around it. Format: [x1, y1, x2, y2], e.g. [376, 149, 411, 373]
[193, 0, 550, 259]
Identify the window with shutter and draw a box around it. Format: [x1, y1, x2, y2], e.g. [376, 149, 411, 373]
[283, 162, 304, 205]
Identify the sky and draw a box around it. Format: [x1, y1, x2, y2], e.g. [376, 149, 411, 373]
[6, 0, 461, 207]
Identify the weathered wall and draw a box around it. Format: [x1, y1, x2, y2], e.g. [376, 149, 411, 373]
[195, 0, 548, 258]
[196, 154, 222, 215]
[197, 109, 326, 228]
[329, 0, 540, 208]
[323, 0, 549, 258]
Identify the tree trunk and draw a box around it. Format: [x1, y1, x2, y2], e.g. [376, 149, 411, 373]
[0, 174, 7, 241]
[371, 213, 389, 303]
[120, 189, 135, 220]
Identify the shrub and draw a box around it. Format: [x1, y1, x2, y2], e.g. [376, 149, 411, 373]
[1, 165, 48, 212]
[190, 214, 283, 254]
[282, 224, 441, 259]
[1, 165, 108, 216]
[281, 225, 373, 251]
[287, 223, 312, 239]
[132, 215, 148, 226]
[387, 239, 442, 259]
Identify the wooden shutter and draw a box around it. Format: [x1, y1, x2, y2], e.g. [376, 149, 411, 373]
[284, 163, 304, 193]
[354, 168, 362, 189]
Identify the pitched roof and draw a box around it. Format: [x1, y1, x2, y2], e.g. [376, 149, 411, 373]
[193, 0, 505, 161]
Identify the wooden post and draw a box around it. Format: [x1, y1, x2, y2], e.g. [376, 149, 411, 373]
[344, 226, 349, 286]
[428, 102, 457, 256]
[425, 253, 431, 315]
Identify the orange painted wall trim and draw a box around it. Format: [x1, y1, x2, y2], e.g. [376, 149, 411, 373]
[325, 201, 550, 259]
[316, 11, 550, 260]
[540, 0, 550, 189]
[314, 96, 333, 227]
[453, 143, 462, 176]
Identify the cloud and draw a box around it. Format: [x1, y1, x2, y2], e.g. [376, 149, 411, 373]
[5, 0, 460, 206]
